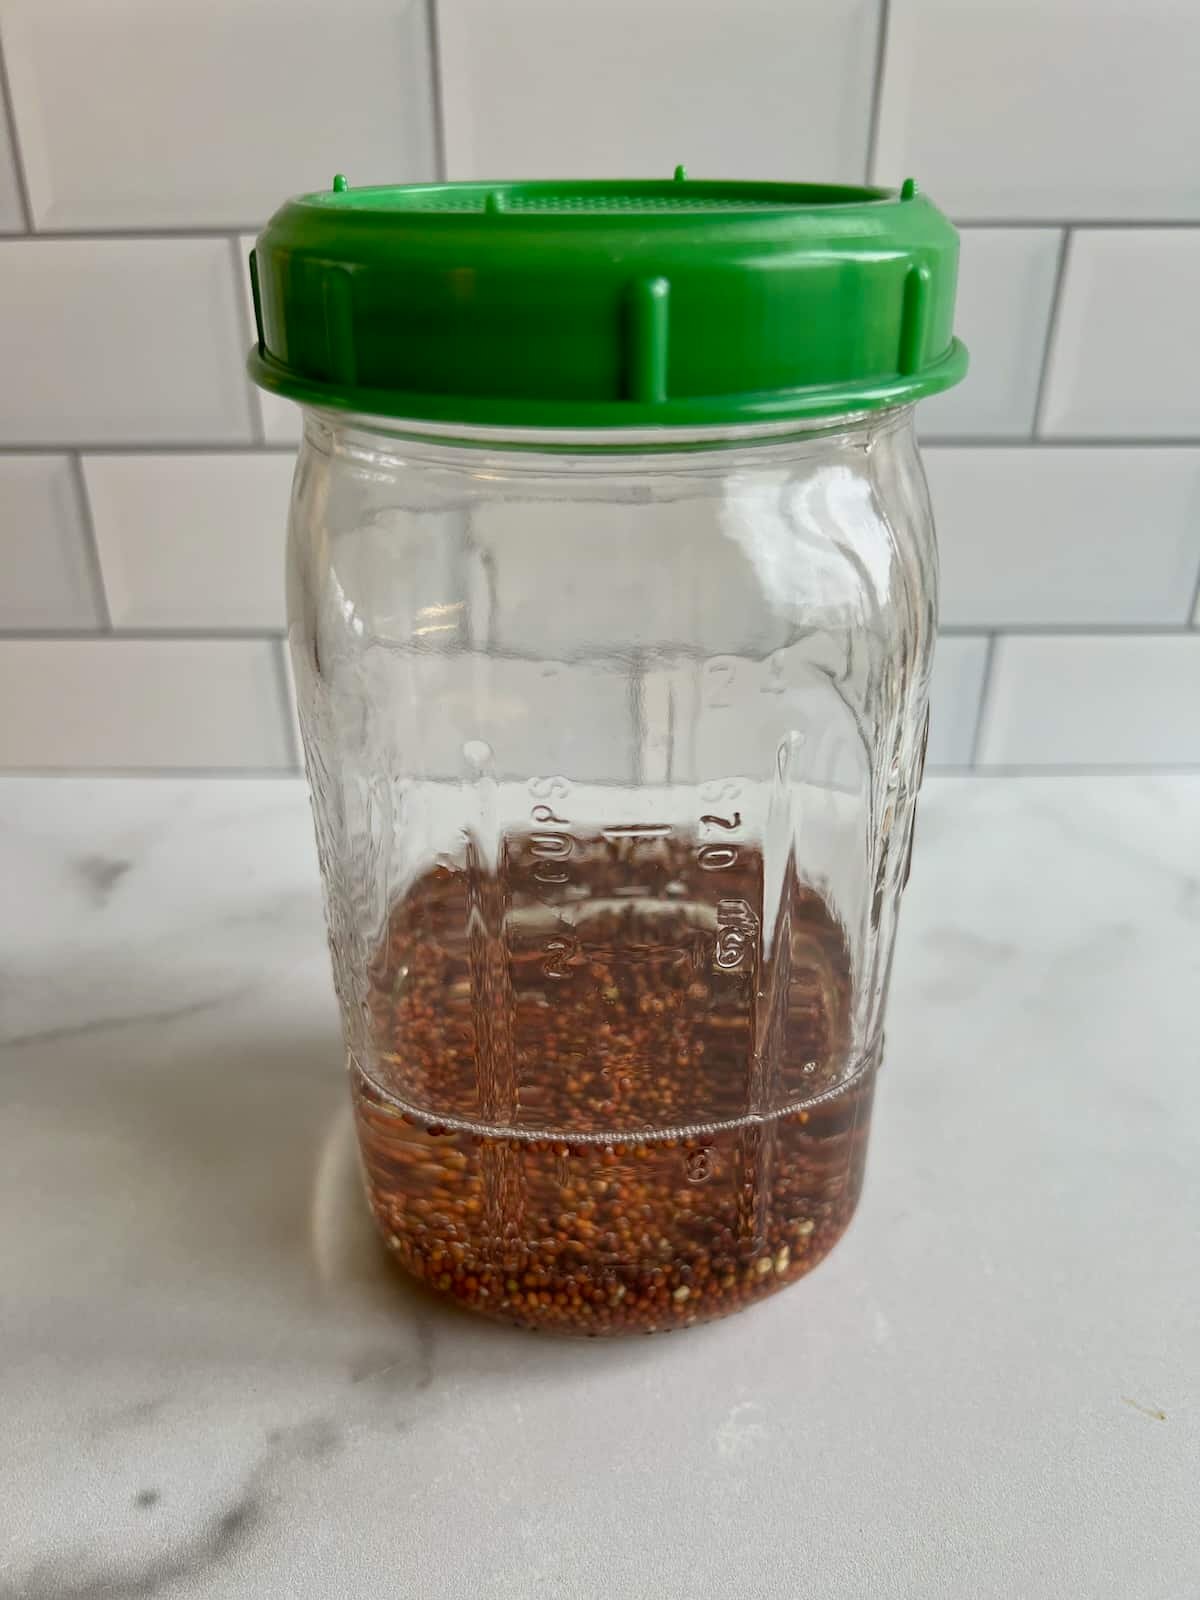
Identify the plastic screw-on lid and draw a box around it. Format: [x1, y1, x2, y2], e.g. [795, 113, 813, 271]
[247, 172, 966, 429]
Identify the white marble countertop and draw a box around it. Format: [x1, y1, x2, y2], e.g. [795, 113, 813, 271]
[1, 776, 1197, 1600]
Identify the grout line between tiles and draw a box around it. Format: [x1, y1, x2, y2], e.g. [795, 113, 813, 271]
[0, 443, 295, 457]
[1, 224, 267, 241]
[968, 633, 999, 768]
[939, 623, 1200, 639]
[921, 435, 1200, 450]
[954, 223, 1063, 238]
[68, 453, 112, 632]
[937, 762, 1200, 777]
[949, 218, 1200, 230]
[426, 0, 449, 181]
[0, 28, 33, 232]
[1030, 227, 1072, 438]
[0, 765, 304, 779]
[0, 627, 286, 642]
[864, 0, 891, 184]
[227, 232, 266, 445]
[940, 768, 1200, 780]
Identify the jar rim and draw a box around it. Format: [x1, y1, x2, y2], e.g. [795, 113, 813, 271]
[299, 402, 916, 460]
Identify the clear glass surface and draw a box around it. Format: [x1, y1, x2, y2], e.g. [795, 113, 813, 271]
[288, 404, 938, 1333]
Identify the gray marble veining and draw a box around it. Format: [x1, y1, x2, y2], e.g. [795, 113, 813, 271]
[1, 777, 1197, 1599]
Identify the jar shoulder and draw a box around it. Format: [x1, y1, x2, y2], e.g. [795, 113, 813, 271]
[286, 421, 937, 665]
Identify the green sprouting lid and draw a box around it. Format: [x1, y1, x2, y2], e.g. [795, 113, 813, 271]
[247, 173, 966, 429]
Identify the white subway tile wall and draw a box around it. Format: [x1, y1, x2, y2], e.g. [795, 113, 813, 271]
[0, 238, 253, 444]
[0, 0, 1197, 772]
[0, 455, 101, 628]
[918, 230, 1062, 439]
[0, 0, 435, 229]
[436, 0, 880, 183]
[978, 636, 1200, 769]
[84, 454, 294, 630]
[928, 449, 1200, 627]
[873, 0, 1200, 220]
[0, 92, 23, 231]
[926, 636, 990, 768]
[0, 639, 295, 769]
[253, 385, 303, 449]
[1040, 231, 1200, 439]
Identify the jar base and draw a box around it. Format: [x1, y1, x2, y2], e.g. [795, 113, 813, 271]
[354, 1061, 876, 1337]
[350, 844, 875, 1336]
[372, 1193, 864, 1336]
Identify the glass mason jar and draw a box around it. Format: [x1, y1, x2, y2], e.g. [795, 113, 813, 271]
[250, 176, 964, 1334]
